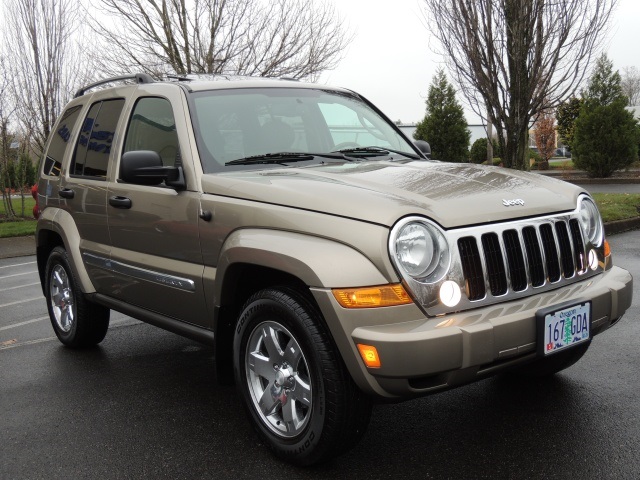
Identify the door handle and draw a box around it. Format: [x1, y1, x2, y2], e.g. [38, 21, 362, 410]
[59, 188, 75, 199]
[109, 196, 132, 209]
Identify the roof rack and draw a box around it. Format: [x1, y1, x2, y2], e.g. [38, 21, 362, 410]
[166, 75, 192, 82]
[74, 73, 155, 98]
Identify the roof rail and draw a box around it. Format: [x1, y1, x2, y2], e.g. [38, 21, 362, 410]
[74, 73, 155, 98]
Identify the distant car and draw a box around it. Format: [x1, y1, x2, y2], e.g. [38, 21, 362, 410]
[36, 74, 633, 466]
[555, 147, 572, 158]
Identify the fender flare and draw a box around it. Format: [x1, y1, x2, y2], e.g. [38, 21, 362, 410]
[214, 228, 390, 305]
[36, 207, 97, 294]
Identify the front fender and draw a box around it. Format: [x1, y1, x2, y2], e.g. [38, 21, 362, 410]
[213, 228, 390, 304]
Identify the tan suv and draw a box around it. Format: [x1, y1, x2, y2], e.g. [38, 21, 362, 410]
[36, 74, 633, 465]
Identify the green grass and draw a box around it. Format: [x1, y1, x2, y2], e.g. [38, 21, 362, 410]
[593, 193, 640, 222]
[0, 219, 38, 238]
[0, 196, 36, 216]
[0, 196, 38, 238]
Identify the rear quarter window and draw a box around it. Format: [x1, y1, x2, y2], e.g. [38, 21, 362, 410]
[42, 105, 83, 177]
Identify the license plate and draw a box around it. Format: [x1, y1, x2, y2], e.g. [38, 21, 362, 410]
[538, 302, 591, 356]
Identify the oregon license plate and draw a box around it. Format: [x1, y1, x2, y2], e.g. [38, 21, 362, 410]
[539, 302, 591, 356]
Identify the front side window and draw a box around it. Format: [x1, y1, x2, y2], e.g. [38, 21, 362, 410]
[123, 97, 180, 167]
[71, 99, 125, 178]
[189, 88, 416, 173]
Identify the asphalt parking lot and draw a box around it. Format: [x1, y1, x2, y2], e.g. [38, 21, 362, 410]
[1, 230, 639, 479]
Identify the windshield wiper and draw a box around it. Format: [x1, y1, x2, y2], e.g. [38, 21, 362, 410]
[332, 146, 420, 160]
[225, 152, 353, 166]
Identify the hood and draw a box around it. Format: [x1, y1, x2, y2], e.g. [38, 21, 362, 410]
[200, 160, 586, 229]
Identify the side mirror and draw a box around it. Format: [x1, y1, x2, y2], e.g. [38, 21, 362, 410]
[414, 140, 431, 158]
[120, 150, 183, 188]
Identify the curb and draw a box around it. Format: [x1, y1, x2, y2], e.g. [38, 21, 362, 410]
[0, 236, 36, 260]
[604, 216, 640, 236]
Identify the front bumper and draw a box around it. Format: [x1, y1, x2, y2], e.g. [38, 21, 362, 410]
[312, 266, 633, 399]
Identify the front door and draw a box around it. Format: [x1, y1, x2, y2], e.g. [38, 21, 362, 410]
[103, 94, 208, 327]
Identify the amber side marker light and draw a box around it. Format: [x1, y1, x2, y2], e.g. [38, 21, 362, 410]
[357, 344, 381, 368]
[332, 284, 412, 308]
[604, 239, 611, 258]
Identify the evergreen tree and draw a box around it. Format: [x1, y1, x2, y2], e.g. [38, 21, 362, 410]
[556, 97, 583, 149]
[414, 69, 470, 162]
[573, 54, 639, 177]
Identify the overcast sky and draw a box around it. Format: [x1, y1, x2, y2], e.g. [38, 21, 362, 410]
[320, 0, 640, 124]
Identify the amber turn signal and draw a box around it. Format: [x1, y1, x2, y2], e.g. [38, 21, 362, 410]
[332, 284, 412, 308]
[604, 239, 611, 257]
[357, 344, 381, 368]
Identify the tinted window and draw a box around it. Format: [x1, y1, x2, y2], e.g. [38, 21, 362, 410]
[124, 97, 180, 167]
[72, 99, 125, 178]
[190, 88, 414, 173]
[43, 105, 83, 177]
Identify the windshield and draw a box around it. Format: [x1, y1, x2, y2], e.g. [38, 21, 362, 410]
[189, 87, 418, 173]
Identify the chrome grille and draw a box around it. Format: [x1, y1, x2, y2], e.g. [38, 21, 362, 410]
[457, 219, 587, 302]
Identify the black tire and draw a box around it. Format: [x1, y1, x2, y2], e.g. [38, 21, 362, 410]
[233, 287, 372, 466]
[44, 246, 110, 347]
[509, 341, 591, 378]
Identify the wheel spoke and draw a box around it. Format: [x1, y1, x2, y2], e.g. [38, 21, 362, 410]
[53, 270, 65, 289]
[281, 396, 301, 433]
[248, 351, 275, 380]
[52, 292, 64, 307]
[258, 382, 281, 416]
[60, 308, 71, 330]
[283, 337, 302, 368]
[288, 378, 312, 408]
[261, 325, 284, 361]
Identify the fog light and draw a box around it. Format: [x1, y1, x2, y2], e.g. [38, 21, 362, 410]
[439, 280, 461, 308]
[357, 344, 381, 368]
[588, 249, 598, 271]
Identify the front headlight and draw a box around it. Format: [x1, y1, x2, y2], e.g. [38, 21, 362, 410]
[578, 196, 604, 247]
[390, 218, 450, 283]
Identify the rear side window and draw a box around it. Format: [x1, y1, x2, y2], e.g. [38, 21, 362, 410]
[123, 97, 180, 167]
[42, 105, 83, 177]
[71, 99, 125, 178]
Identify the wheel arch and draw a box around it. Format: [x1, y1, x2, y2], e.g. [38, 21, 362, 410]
[36, 207, 96, 295]
[212, 229, 390, 385]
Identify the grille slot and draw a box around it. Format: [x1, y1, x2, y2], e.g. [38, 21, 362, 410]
[481, 233, 507, 296]
[555, 221, 575, 278]
[522, 226, 545, 287]
[503, 229, 527, 291]
[569, 219, 586, 272]
[458, 237, 485, 300]
[539, 224, 561, 282]
[455, 216, 591, 303]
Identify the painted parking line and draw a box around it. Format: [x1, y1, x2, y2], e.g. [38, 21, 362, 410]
[0, 297, 43, 308]
[0, 261, 36, 270]
[0, 319, 141, 350]
[0, 336, 58, 350]
[2, 282, 40, 291]
[0, 270, 37, 280]
[0, 316, 49, 331]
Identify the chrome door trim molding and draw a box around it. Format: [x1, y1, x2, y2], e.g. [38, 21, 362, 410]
[83, 253, 196, 292]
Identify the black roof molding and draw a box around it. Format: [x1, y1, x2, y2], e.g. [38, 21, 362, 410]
[74, 73, 155, 98]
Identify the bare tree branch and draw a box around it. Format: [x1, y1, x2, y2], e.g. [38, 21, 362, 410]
[3, 0, 91, 155]
[90, 0, 351, 80]
[621, 66, 640, 106]
[422, 0, 617, 170]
